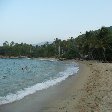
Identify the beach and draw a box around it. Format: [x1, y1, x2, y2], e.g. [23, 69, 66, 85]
[43, 61, 112, 112]
[0, 61, 112, 112]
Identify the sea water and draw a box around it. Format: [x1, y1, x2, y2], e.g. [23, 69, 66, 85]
[0, 58, 79, 105]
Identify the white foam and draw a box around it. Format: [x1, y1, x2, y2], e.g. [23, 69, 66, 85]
[38, 58, 57, 62]
[0, 66, 79, 105]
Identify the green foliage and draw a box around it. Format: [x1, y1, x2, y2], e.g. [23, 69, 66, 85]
[75, 26, 112, 61]
[0, 26, 112, 61]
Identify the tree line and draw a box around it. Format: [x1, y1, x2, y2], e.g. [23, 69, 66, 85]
[0, 26, 112, 61]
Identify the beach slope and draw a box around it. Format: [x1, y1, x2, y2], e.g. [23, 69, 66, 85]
[43, 61, 112, 112]
[0, 61, 112, 112]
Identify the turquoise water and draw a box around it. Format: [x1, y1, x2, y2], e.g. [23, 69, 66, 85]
[0, 58, 79, 105]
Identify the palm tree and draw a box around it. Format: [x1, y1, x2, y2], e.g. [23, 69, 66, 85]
[96, 27, 110, 61]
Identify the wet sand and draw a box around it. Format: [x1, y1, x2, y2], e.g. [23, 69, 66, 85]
[43, 61, 112, 112]
[0, 61, 112, 112]
[0, 62, 83, 112]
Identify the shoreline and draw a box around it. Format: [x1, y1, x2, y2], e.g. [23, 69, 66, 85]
[0, 60, 78, 106]
[0, 61, 81, 112]
[43, 61, 112, 112]
[0, 61, 112, 112]
[42, 61, 91, 112]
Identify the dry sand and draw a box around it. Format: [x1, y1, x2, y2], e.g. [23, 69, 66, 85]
[0, 61, 112, 112]
[43, 61, 112, 112]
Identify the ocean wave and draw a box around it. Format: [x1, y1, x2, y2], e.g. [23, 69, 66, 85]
[0, 66, 79, 105]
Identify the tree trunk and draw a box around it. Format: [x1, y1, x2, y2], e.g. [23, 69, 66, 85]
[102, 47, 106, 62]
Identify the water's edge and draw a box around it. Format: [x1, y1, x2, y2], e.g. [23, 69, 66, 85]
[0, 60, 79, 105]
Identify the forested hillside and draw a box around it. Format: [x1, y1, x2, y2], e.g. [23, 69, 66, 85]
[0, 26, 112, 61]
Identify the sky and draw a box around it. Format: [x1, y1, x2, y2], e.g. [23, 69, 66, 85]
[0, 0, 112, 45]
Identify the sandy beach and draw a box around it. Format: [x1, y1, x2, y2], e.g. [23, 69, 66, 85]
[43, 61, 112, 112]
[0, 61, 112, 112]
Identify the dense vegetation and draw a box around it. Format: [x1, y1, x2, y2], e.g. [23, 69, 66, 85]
[0, 26, 112, 61]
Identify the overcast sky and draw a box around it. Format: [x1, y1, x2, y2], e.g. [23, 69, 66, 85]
[0, 0, 112, 45]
